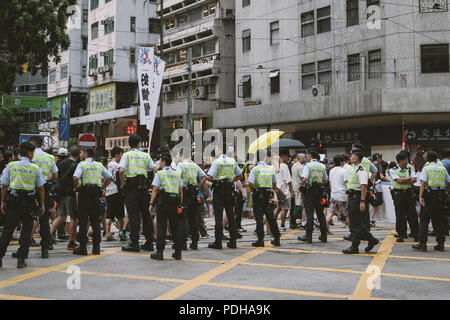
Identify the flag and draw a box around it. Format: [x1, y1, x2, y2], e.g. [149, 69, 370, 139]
[402, 123, 407, 150]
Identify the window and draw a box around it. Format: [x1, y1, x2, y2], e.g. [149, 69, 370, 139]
[130, 17, 136, 32]
[83, 9, 88, 23]
[192, 44, 202, 58]
[167, 52, 176, 65]
[302, 62, 316, 89]
[60, 65, 68, 80]
[203, 3, 216, 17]
[243, 0, 250, 7]
[177, 48, 187, 62]
[301, 11, 315, 37]
[82, 36, 88, 50]
[419, 0, 448, 12]
[270, 21, 280, 45]
[130, 48, 136, 64]
[190, 7, 202, 22]
[269, 70, 280, 94]
[105, 0, 112, 3]
[242, 29, 251, 52]
[238, 75, 251, 98]
[104, 19, 114, 35]
[91, 22, 98, 39]
[91, 0, 98, 10]
[368, 49, 382, 78]
[178, 14, 189, 26]
[348, 54, 361, 81]
[166, 18, 175, 30]
[203, 39, 216, 55]
[317, 6, 331, 34]
[347, 0, 359, 27]
[89, 55, 98, 69]
[49, 69, 56, 83]
[421, 44, 449, 73]
[149, 19, 160, 34]
[104, 49, 114, 66]
[318, 59, 332, 85]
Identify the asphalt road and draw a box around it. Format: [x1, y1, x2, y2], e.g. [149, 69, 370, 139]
[0, 218, 449, 300]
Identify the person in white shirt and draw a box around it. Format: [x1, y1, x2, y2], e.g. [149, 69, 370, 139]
[272, 151, 294, 232]
[291, 153, 306, 229]
[327, 155, 349, 229]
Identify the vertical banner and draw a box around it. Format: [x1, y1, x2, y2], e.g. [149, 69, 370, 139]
[138, 47, 165, 145]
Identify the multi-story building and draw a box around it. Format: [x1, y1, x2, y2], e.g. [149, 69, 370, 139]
[215, 0, 450, 160]
[157, 0, 235, 141]
[40, 0, 160, 153]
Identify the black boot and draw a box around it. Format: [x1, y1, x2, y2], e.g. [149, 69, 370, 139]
[434, 243, 445, 252]
[17, 258, 27, 269]
[396, 237, 405, 243]
[12, 251, 29, 259]
[73, 244, 88, 256]
[298, 235, 312, 243]
[343, 245, 359, 254]
[208, 242, 223, 249]
[412, 242, 427, 252]
[227, 241, 237, 249]
[318, 234, 327, 243]
[172, 243, 187, 251]
[122, 241, 140, 252]
[252, 240, 264, 247]
[172, 250, 182, 260]
[150, 251, 164, 261]
[0, 259, 2, 268]
[365, 237, 380, 253]
[271, 238, 281, 247]
[41, 247, 49, 259]
[140, 241, 154, 252]
[343, 234, 352, 241]
[92, 243, 101, 255]
[190, 242, 198, 250]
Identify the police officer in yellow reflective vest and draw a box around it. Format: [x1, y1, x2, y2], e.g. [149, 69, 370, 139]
[150, 153, 184, 261]
[119, 135, 156, 252]
[247, 152, 281, 247]
[73, 147, 112, 255]
[343, 150, 380, 254]
[389, 152, 419, 243]
[298, 148, 329, 243]
[207, 146, 242, 250]
[413, 151, 450, 252]
[177, 150, 208, 251]
[0, 142, 46, 268]
[29, 136, 58, 258]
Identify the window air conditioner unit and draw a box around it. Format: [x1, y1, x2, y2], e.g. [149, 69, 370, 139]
[312, 84, 327, 97]
[101, 20, 106, 25]
[163, 85, 172, 93]
[194, 86, 207, 99]
[100, 51, 106, 56]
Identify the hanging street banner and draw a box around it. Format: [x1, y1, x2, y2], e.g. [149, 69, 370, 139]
[90, 83, 116, 114]
[137, 47, 165, 142]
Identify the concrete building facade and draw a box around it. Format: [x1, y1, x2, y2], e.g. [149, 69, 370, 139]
[214, 0, 450, 160]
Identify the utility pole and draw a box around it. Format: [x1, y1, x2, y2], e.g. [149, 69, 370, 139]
[186, 47, 193, 134]
[67, 75, 72, 148]
[158, 0, 164, 147]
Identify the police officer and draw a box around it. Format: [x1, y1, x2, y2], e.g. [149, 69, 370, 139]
[343, 150, 379, 254]
[247, 152, 281, 247]
[390, 152, 419, 242]
[207, 146, 242, 250]
[119, 135, 156, 252]
[413, 151, 450, 252]
[73, 147, 112, 255]
[298, 148, 329, 243]
[150, 153, 184, 261]
[29, 136, 58, 258]
[0, 142, 46, 268]
[177, 150, 207, 251]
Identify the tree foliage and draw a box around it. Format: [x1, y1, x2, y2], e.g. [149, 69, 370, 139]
[0, 0, 76, 94]
[0, 105, 23, 146]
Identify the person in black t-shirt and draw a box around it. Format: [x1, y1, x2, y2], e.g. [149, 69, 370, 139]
[50, 146, 80, 249]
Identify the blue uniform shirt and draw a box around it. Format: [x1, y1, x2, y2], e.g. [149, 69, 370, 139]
[442, 159, 450, 175]
[1, 158, 46, 195]
[73, 158, 112, 181]
[176, 159, 206, 187]
[118, 148, 155, 171]
[208, 155, 242, 179]
[389, 166, 416, 181]
[35, 148, 59, 174]
[152, 166, 183, 188]
[419, 162, 450, 190]
[301, 159, 328, 181]
[247, 161, 277, 185]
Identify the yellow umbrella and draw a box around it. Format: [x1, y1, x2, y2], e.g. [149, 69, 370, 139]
[248, 131, 284, 154]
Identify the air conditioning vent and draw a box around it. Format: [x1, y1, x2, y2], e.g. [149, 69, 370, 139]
[194, 86, 207, 100]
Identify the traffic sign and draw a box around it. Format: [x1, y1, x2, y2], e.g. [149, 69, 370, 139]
[59, 119, 70, 140]
[60, 101, 68, 119]
[78, 133, 97, 150]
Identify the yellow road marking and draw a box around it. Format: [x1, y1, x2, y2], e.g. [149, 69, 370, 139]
[0, 248, 120, 289]
[350, 230, 396, 300]
[395, 242, 450, 247]
[0, 293, 51, 300]
[59, 270, 187, 284]
[381, 272, 450, 282]
[206, 282, 350, 299]
[389, 255, 450, 262]
[154, 231, 297, 300]
[239, 246, 375, 257]
[241, 262, 364, 275]
[114, 251, 228, 264]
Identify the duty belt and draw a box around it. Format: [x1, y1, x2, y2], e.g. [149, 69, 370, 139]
[347, 190, 362, 198]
